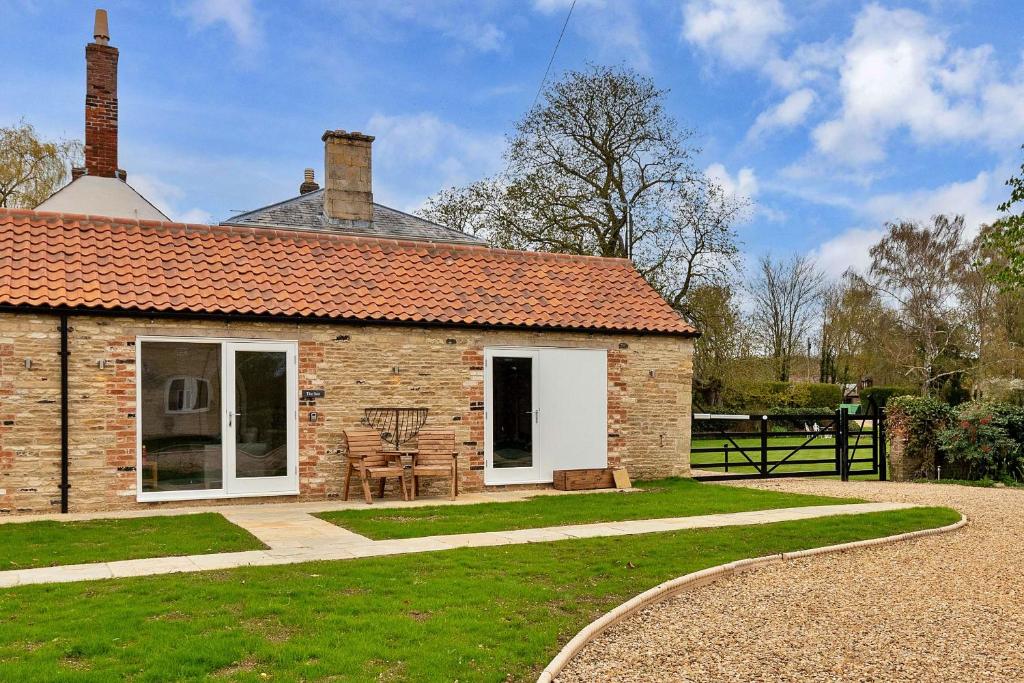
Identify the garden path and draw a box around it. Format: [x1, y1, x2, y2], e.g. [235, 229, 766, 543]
[0, 501, 911, 588]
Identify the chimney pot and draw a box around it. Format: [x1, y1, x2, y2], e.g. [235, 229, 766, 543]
[322, 129, 375, 223]
[299, 167, 320, 195]
[93, 9, 110, 45]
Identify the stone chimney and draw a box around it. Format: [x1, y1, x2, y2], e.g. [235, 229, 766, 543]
[83, 9, 122, 179]
[299, 168, 320, 195]
[322, 130, 374, 223]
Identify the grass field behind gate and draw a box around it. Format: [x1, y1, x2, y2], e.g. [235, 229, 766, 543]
[690, 432, 878, 476]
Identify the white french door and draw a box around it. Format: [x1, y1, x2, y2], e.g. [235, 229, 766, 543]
[224, 342, 299, 496]
[484, 347, 607, 485]
[136, 337, 298, 502]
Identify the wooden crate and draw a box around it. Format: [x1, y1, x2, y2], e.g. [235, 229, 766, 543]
[553, 467, 615, 491]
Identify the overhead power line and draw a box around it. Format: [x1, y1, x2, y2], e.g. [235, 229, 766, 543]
[531, 0, 576, 110]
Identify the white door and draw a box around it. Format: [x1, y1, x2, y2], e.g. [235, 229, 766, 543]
[485, 347, 608, 485]
[484, 349, 542, 484]
[224, 341, 299, 496]
[537, 348, 608, 481]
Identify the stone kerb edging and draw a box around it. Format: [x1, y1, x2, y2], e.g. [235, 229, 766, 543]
[536, 514, 968, 683]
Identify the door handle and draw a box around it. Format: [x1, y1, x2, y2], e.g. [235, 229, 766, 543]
[228, 411, 244, 427]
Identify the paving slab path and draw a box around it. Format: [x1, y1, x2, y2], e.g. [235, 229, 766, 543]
[559, 480, 1024, 683]
[0, 501, 913, 588]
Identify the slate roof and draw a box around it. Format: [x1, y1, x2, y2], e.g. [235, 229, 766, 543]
[222, 189, 486, 245]
[0, 208, 697, 336]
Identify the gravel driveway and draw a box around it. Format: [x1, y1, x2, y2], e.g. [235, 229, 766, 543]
[559, 480, 1024, 682]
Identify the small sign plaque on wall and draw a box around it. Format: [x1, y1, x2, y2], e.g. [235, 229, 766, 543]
[301, 389, 326, 400]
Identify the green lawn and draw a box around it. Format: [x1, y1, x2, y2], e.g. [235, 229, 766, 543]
[0, 513, 265, 570]
[316, 477, 862, 540]
[0, 507, 958, 682]
[691, 431, 878, 476]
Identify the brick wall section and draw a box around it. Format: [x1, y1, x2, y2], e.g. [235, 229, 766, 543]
[84, 42, 118, 178]
[0, 313, 693, 514]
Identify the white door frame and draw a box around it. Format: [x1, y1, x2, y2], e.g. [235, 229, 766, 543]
[223, 341, 299, 496]
[135, 336, 299, 502]
[484, 348, 544, 485]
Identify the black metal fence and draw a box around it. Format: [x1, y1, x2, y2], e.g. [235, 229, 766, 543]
[690, 404, 886, 482]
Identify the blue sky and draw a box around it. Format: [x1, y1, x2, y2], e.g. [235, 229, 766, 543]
[3, 0, 1023, 276]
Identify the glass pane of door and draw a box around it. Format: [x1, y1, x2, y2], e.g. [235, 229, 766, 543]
[139, 341, 223, 492]
[233, 350, 288, 479]
[492, 356, 534, 469]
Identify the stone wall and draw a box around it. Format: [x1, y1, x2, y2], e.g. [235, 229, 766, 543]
[886, 420, 937, 481]
[0, 312, 694, 514]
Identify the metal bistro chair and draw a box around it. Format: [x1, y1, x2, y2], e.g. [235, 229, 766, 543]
[410, 428, 459, 501]
[342, 428, 408, 504]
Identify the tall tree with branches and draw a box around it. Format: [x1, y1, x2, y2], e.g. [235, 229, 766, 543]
[982, 145, 1024, 288]
[853, 215, 970, 395]
[748, 254, 825, 382]
[418, 64, 745, 310]
[0, 121, 81, 208]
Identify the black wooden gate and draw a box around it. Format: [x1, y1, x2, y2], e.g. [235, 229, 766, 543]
[690, 404, 886, 482]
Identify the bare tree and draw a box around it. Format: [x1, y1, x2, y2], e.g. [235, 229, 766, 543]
[748, 254, 825, 381]
[418, 65, 745, 309]
[0, 121, 81, 208]
[501, 64, 696, 259]
[853, 215, 970, 395]
[648, 179, 747, 311]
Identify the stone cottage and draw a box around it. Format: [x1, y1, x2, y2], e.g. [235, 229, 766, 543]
[0, 12, 697, 514]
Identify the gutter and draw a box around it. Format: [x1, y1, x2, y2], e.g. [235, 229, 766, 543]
[59, 314, 70, 513]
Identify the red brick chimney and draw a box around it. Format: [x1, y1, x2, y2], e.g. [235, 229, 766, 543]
[83, 9, 123, 179]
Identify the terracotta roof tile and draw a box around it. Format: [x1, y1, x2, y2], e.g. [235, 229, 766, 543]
[0, 209, 697, 336]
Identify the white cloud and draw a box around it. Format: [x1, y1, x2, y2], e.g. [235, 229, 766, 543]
[811, 5, 1024, 164]
[762, 40, 842, 90]
[810, 227, 885, 278]
[862, 169, 1004, 237]
[534, 0, 649, 71]
[366, 112, 504, 211]
[449, 22, 505, 53]
[809, 168, 1006, 277]
[533, 0, 594, 13]
[352, 1, 508, 55]
[177, 0, 261, 49]
[128, 173, 213, 224]
[747, 88, 816, 139]
[706, 163, 758, 198]
[681, 0, 788, 69]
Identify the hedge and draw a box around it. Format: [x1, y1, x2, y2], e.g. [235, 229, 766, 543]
[717, 381, 843, 413]
[860, 386, 916, 407]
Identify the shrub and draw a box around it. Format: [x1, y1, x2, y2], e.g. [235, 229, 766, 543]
[937, 402, 1024, 481]
[860, 386, 916, 407]
[807, 383, 843, 409]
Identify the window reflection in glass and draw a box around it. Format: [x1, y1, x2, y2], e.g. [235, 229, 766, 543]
[140, 342, 222, 492]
